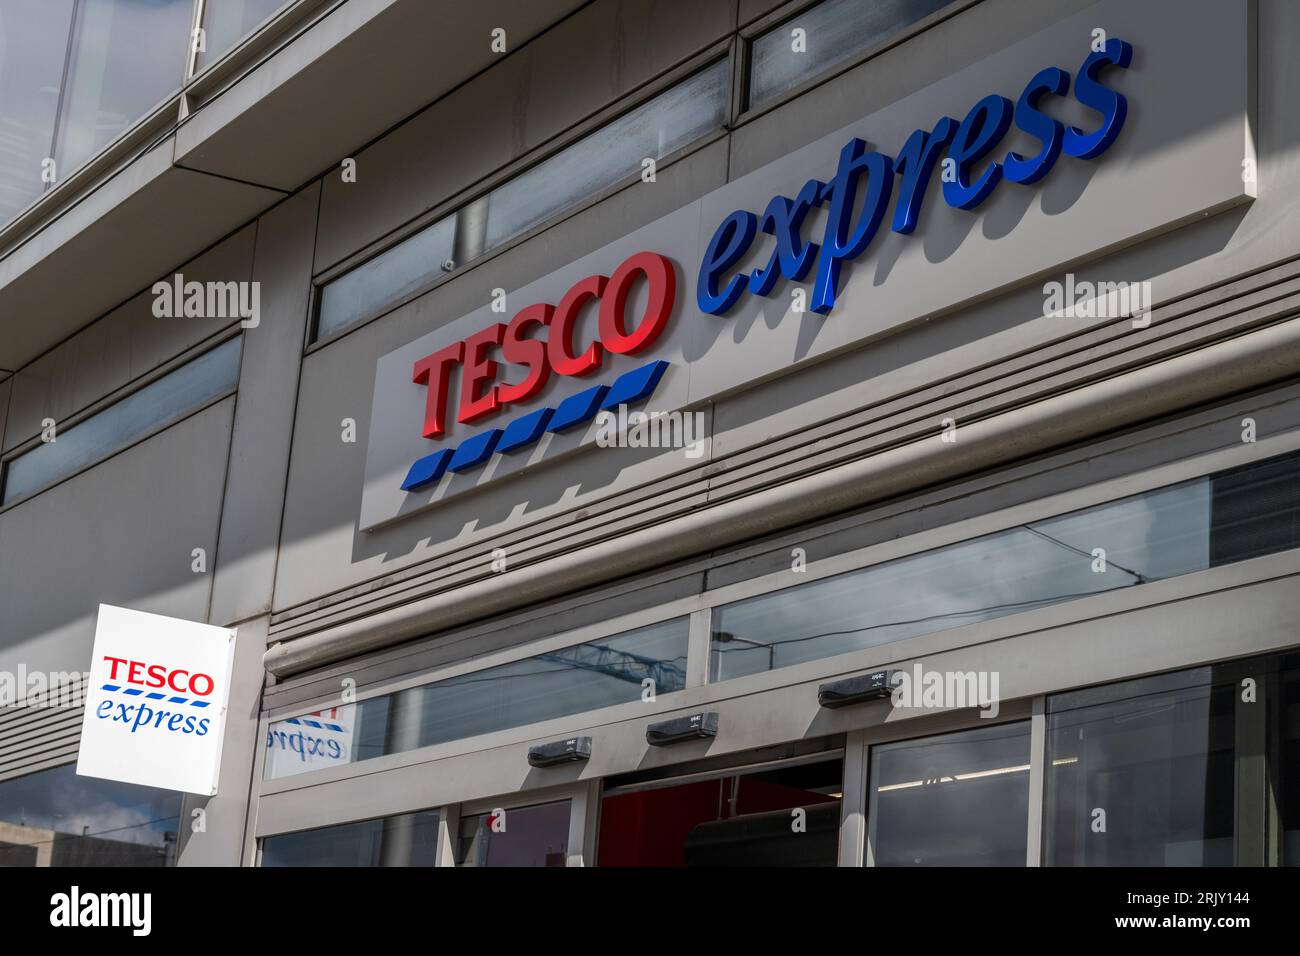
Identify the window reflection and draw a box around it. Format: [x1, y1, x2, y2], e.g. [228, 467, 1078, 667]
[1045, 673, 1235, 866]
[1276, 654, 1300, 865]
[315, 213, 456, 340]
[748, 0, 954, 109]
[711, 451, 1300, 683]
[868, 722, 1030, 866]
[456, 801, 569, 867]
[2, 336, 243, 506]
[198, 0, 287, 69]
[0, 0, 76, 223]
[0, 763, 181, 866]
[54, 0, 193, 176]
[483, 60, 729, 249]
[311, 60, 729, 343]
[265, 618, 689, 779]
[261, 810, 440, 867]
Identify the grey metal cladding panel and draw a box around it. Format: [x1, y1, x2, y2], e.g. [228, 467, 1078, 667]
[360, 0, 1253, 531]
[708, 265, 1300, 500]
[274, 139, 730, 612]
[0, 399, 235, 679]
[255, 568, 1300, 830]
[176, 616, 267, 866]
[706, 208, 1295, 469]
[0, 377, 10, 453]
[264, 571, 705, 713]
[704, 381, 1300, 590]
[207, 188, 319, 628]
[0, 743, 81, 785]
[174, 0, 588, 191]
[313, 0, 735, 273]
[267, 252, 1300, 642]
[273, 485, 712, 645]
[2, 225, 256, 454]
[0, 155, 282, 373]
[730, 0, 1089, 175]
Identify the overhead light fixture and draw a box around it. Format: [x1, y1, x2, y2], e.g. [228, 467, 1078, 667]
[527, 736, 592, 767]
[646, 712, 718, 746]
[817, 670, 898, 708]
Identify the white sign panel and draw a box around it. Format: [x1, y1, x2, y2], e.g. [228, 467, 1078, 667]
[76, 604, 237, 796]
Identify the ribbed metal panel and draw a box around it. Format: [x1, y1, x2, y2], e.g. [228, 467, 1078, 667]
[266, 255, 1300, 650]
[0, 676, 85, 784]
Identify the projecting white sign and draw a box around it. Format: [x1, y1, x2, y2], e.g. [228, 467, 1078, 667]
[76, 605, 237, 795]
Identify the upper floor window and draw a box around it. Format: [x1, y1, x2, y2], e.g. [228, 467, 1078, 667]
[196, 0, 290, 70]
[709, 450, 1300, 682]
[747, 0, 958, 110]
[312, 59, 730, 343]
[1, 335, 242, 507]
[0, 0, 195, 227]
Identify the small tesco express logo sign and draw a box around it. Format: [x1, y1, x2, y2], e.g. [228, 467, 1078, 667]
[77, 605, 236, 795]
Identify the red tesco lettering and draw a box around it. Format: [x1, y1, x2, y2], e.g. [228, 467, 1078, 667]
[411, 250, 676, 438]
[103, 655, 215, 697]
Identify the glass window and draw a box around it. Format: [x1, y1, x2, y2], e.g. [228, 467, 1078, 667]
[868, 722, 1030, 866]
[483, 60, 729, 249]
[598, 758, 843, 866]
[1280, 654, 1300, 865]
[53, 0, 193, 177]
[197, 0, 288, 69]
[1, 336, 242, 507]
[265, 617, 690, 779]
[455, 800, 569, 867]
[748, 0, 955, 110]
[0, 0, 76, 223]
[315, 213, 456, 341]
[710, 451, 1300, 682]
[311, 60, 729, 343]
[1045, 671, 1235, 866]
[261, 810, 441, 867]
[0, 762, 182, 866]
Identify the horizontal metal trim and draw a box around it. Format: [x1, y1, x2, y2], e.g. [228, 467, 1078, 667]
[254, 559, 1300, 832]
[267, 253, 1300, 644]
[264, 312, 1300, 677]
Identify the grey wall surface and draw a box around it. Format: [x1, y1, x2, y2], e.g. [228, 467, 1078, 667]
[2, 226, 254, 453]
[313, 0, 735, 274]
[274, 0, 1274, 626]
[8, 0, 1300, 860]
[361, 0, 1252, 528]
[0, 398, 234, 679]
[0, 217, 260, 685]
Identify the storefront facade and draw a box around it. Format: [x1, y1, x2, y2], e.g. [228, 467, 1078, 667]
[2, 0, 1299, 866]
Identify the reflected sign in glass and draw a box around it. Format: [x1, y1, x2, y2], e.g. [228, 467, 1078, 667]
[265, 617, 689, 779]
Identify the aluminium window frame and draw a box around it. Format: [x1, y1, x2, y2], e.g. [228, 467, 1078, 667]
[304, 39, 738, 351]
[263, 422, 1300, 736]
[0, 327, 244, 512]
[0, 0, 326, 250]
[735, 0, 983, 123]
[251, 396, 1300, 843]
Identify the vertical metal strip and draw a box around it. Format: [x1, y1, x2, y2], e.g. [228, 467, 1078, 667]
[838, 729, 868, 866]
[1026, 695, 1047, 866]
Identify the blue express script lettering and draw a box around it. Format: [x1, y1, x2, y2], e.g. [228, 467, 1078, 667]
[697, 38, 1133, 316]
[93, 656, 214, 736]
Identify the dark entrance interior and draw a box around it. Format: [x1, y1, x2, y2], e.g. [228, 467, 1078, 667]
[596, 757, 843, 866]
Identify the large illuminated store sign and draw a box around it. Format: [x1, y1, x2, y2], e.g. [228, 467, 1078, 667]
[395, 39, 1132, 494]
